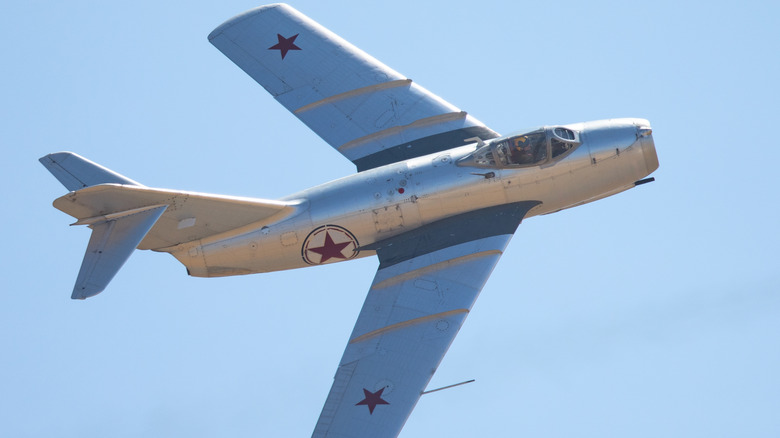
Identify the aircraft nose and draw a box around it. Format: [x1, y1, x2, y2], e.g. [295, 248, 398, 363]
[584, 119, 638, 163]
[635, 120, 659, 174]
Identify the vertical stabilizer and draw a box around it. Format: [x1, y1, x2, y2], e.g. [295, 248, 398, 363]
[72, 205, 167, 299]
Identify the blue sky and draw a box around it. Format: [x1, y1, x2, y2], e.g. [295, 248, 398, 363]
[3, 1, 779, 437]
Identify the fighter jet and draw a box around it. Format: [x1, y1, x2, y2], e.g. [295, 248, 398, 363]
[41, 4, 658, 438]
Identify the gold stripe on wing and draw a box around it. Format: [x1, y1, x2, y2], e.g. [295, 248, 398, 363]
[349, 309, 468, 344]
[294, 79, 412, 114]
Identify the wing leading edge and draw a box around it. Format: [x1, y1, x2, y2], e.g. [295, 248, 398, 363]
[312, 202, 540, 438]
[208, 4, 499, 171]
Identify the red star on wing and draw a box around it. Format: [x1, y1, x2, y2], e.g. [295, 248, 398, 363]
[307, 231, 352, 263]
[355, 387, 390, 414]
[268, 33, 301, 59]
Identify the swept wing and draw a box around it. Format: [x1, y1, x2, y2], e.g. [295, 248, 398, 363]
[208, 4, 499, 171]
[312, 202, 539, 437]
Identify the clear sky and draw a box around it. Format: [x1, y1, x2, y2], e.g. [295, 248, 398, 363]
[3, 1, 779, 437]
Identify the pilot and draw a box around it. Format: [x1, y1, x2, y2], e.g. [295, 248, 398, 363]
[512, 136, 533, 164]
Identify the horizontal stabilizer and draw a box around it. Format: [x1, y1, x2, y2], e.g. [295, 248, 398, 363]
[40, 152, 142, 191]
[72, 205, 167, 299]
[53, 184, 298, 250]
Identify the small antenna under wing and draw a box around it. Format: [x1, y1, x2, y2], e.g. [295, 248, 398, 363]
[421, 379, 476, 395]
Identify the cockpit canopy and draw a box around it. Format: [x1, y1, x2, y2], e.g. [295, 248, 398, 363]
[460, 126, 581, 168]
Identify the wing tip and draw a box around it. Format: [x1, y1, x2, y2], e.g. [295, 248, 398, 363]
[207, 3, 295, 42]
[71, 284, 103, 300]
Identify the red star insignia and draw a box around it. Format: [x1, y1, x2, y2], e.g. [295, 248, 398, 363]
[268, 33, 301, 59]
[356, 387, 390, 414]
[307, 231, 352, 263]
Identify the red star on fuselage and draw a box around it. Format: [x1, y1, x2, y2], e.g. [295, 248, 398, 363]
[355, 387, 390, 414]
[307, 231, 351, 263]
[268, 33, 301, 59]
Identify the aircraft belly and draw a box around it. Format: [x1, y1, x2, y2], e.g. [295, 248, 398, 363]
[194, 151, 513, 275]
[182, 131, 652, 277]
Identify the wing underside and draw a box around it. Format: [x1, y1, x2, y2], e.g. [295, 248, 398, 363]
[312, 202, 540, 438]
[208, 4, 499, 171]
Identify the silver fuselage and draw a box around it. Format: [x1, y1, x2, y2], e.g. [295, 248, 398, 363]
[171, 118, 658, 277]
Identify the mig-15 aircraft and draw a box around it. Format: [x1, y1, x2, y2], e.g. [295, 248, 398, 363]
[41, 4, 658, 438]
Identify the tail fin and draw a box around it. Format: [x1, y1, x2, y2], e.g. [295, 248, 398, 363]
[39, 152, 142, 191]
[40, 152, 160, 299]
[41, 152, 298, 299]
[71, 205, 167, 299]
